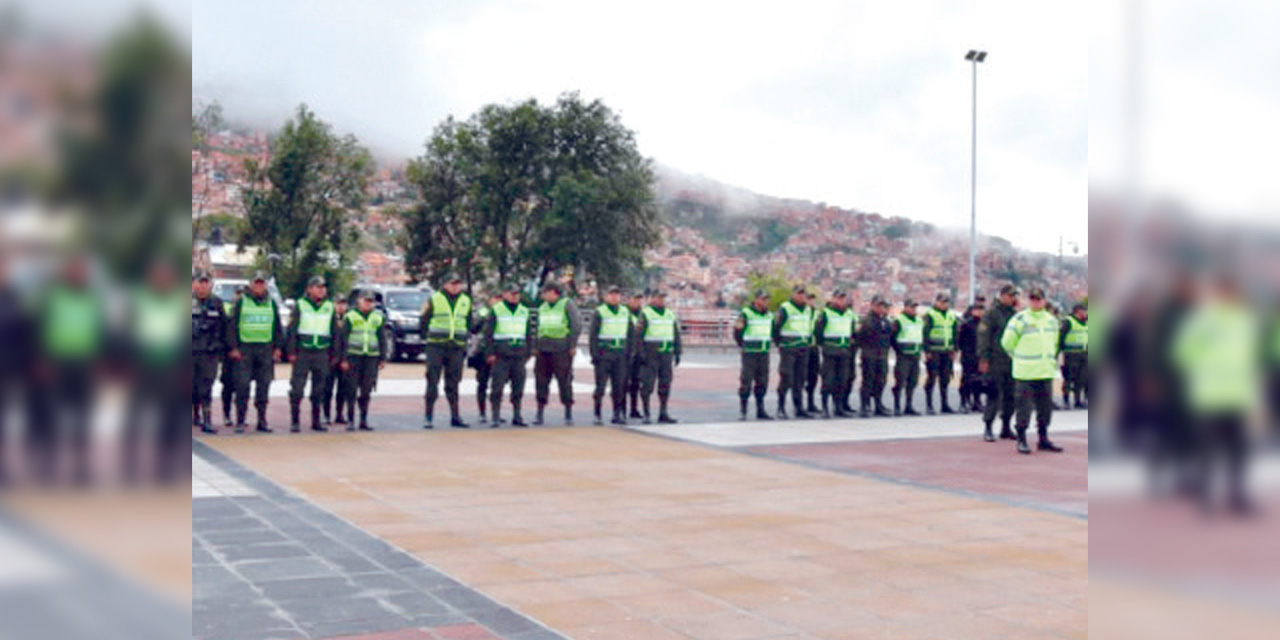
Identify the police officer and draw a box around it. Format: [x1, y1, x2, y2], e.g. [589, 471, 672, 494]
[635, 289, 682, 424]
[1001, 287, 1063, 454]
[228, 271, 284, 434]
[858, 295, 894, 417]
[338, 289, 389, 431]
[625, 291, 646, 419]
[922, 293, 959, 414]
[125, 261, 188, 481]
[735, 290, 774, 421]
[891, 299, 923, 416]
[804, 291, 823, 415]
[192, 271, 227, 434]
[841, 303, 861, 416]
[322, 295, 350, 425]
[484, 283, 534, 427]
[0, 257, 29, 483]
[468, 291, 500, 423]
[979, 284, 1020, 442]
[533, 282, 581, 425]
[1059, 302, 1089, 410]
[219, 287, 243, 428]
[774, 285, 815, 419]
[287, 276, 338, 433]
[590, 286, 631, 425]
[958, 299, 986, 413]
[813, 290, 856, 418]
[422, 273, 472, 428]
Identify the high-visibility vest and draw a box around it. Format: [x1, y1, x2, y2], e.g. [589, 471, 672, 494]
[427, 291, 471, 343]
[537, 299, 570, 339]
[741, 307, 772, 353]
[43, 287, 101, 359]
[238, 295, 275, 345]
[642, 306, 677, 353]
[779, 301, 814, 348]
[1063, 316, 1088, 353]
[895, 314, 924, 356]
[296, 298, 335, 350]
[135, 289, 185, 358]
[820, 307, 855, 348]
[596, 304, 630, 349]
[1001, 309, 1059, 380]
[345, 309, 385, 356]
[925, 307, 958, 351]
[1173, 301, 1260, 414]
[492, 303, 530, 344]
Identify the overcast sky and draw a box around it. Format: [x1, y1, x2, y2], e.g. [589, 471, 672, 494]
[192, 0, 1087, 254]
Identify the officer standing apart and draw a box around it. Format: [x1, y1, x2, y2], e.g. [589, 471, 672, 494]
[287, 276, 338, 433]
[734, 290, 774, 421]
[958, 299, 986, 413]
[625, 291, 646, 419]
[1059, 302, 1089, 410]
[979, 285, 1020, 442]
[922, 293, 959, 414]
[1001, 287, 1064, 454]
[533, 282, 580, 425]
[858, 295, 895, 417]
[891, 299, 923, 416]
[322, 296, 350, 425]
[589, 286, 631, 425]
[422, 273, 472, 428]
[338, 289, 388, 431]
[227, 272, 284, 434]
[635, 289, 682, 424]
[484, 283, 534, 427]
[192, 271, 227, 435]
[468, 291, 500, 424]
[774, 285, 815, 419]
[813, 290, 856, 418]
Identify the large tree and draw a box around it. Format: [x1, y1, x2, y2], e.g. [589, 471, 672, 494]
[239, 104, 372, 298]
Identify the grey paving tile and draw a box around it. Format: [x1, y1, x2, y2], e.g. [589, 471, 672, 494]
[277, 596, 399, 624]
[256, 576, 363, 601]
[196, 515, 269, 533]
[199, 528, 289, 546]
[218, 543, 314, 562]
[347, 572, 416, 595]
[397, 567, 465, 592]
[381, 591, 451, 617]
[467, 606, 543, 636]
[432, 586, 502, 613]
[298, 615, 411, 638]
[236, 557, 338, 582]
[192, 565, 242, 587]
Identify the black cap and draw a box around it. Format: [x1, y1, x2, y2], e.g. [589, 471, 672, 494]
[307, 275, 327, 287]
[650, 289, 666, 298]
[1073, 301, 1088, 312]
[999, 284, 1020, 296]
[630, 291, 644, 299]
[935, 292, 951, 303]
[357, 288, 376, 301]
[903, 298, 916, 307]
[792, 284, 808, 294]
[193, 269, 211, 282]
[1028, 287, 1046, 299]
[871, 294, 887, 305]
[606, 285, 621, 294]
[250, 271, 268, 283]
[502, 282, 521, 293]
[832, 289, 847, 298]
[443, 272, 462, 284]
[753, 289, 769, 299]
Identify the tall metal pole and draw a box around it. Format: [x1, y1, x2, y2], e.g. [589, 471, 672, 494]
[968, 59, 978, 306]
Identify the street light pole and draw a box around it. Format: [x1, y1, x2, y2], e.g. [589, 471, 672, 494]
[965, 49, 986, 306]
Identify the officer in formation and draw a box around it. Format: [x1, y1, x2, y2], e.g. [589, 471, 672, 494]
[0, 257, 27, 484]
[774, 285, 815, 419]
[734, 290, 774, 420]
[1059, 302, 1089, 410]
[192, 271, 226, 435]
[484, 283, 534, 427]
[339, 289, 389, 431]
[219, 286, 243, 428]
[890, 299, 923, 416]
[227, 272, 284, 433]
[958, 299, 985, 413]
[323, 296, 351, 425]
[123, 261, 187, 482]
[625, 291, 646, 420]
[533, 282, 580, 425]
[1000, 287, 1064, 454]
[813, 290, 856, 418]
[858, 295, 894, 417]
[922, 293, 959, 414]
[422, 273, 472, 428]
[804, 291, 823, 415]
[590, 286, 631, 425]
[635, 289, 682, 424]
[979, 284, 1020, 442]
[468, 291, 500, 424]
[287, 276, 338, 433]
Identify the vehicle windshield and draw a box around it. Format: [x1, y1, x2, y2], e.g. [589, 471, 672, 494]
[212, 283, 240, 300]
[385, 290, 427, 312]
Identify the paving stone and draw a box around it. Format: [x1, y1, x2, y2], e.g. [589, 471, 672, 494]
[380, 591, 451, 617]
[236, 556, 339, 582]
[218, 542, 315, 562]
[298, 614, 413, 638]
[200, 528, 290, 546]
[256, 575, 363, 600]
[197, 515, 269, 532]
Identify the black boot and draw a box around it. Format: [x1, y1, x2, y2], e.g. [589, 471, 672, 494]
[512, 404, 528, 428]
[289, 400, 301, 433]
[199, 404, 217, 434]
[642, 397, 652, 425]
[925, 390, 936, 415]
[593, 397, 604, 426]
[534, 403, 545, 426]
[776, 392, 788, 419]
[629, 392, 643, 419]
[859, 398, 871, 419]
[335, 400, 349, 425]
[358, 400, 373, 431]
[756, 396, 773, 420]
[423, 411, 433, 429]
[983, 423, 996, 442]
[903, 399, 921, 416]
[490, 401, 502, 428]
[739, 396, 749, 421]
[311, 401, 327, 432]
[793, 397, 811, 419]
[565, 406, 574, 425]
[478, 396, 487, 422]
[611, 405, 627, 425]
[256, 405, 273, 433]
[1016, 428, 1031, 454]
[806, 391, 818, 415]
[874, 398, 892, 417]
[940, 391, 955, 413]
[449, 400, 467, 428]
[999, 420, 1016, 440]
[1037, 427, 1063, 452]
[820, 394, 830, 419]
[893, 391, 902, 417]
[657, 398, 676, 424]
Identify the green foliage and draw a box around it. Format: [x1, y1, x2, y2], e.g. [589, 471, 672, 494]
[239, 104, 373, 298]
[745, 267, 801, 311]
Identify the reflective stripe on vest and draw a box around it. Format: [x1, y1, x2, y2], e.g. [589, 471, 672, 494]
[427, 291, 471, 342]
[926, 308, 958, 351]
[820, 308, 855, 347]
[643, 306, 677, 352]
[596, 304, 630, 348]
[537, 299, 570, 339]
[345, 309, 384, 356]
[1063, 316, 1088, 352]
[742, 307, 772, 353]
[895, 314, 923, 356]
[296, 298, 335, 350]
[492, 303, 530, 342]
[238, 296, 275, 344]
[779, 302, 814, 346]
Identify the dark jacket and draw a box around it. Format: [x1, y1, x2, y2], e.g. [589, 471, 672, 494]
[858, 312, 895, 357]
[226, 291, 285, 351]
[192, 293, 228, 355]
[0, 286, 32, 371]
[977, 300, 1016, 369]
[958, 314, 982, 367]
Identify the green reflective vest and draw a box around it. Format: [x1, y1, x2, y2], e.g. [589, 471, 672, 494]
[642, 306, 677, 353]
[238, 295, 276, 345]
[43, 287, 100, 359]
[427, 291, 471, 343]
[895, 314, 924, 356]
[820, 307, 855, 348]
[1173, 301, 1260, 414]
[135, 289, 185, 361]
[741, 307, 773, 353]
[492, 303, 530, 343]
[1063, 316, 1088, 353]
[345, 309, 385, 356]
[925, 307, 958, 351]
[1001, 309, 1059, 380]
[296, 298, 335, 350]
[779, 301, 814, 348]
[596, 304, 630, 349]
[537, 299, 570, 339]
